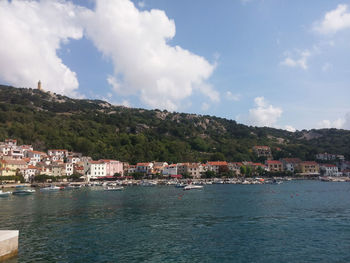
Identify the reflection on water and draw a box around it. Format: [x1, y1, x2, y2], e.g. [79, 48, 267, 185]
[1, 181, 350, 262]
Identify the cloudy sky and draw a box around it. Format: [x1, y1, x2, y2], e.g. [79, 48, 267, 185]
[1, 0, 350, 131]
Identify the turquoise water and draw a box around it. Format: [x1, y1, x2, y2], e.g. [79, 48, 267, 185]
[1, 181, 350, 262]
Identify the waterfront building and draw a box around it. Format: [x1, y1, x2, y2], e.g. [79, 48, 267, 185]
[136, 162, 153, 174]
[85, 160, 107, 179]
[266, 160, 283, 172]
[319, 164, 340, 176]
[0, 160, 27, 176]
[207, 161, 228, 174]
[280, 158, 302, 173]
[162, 164, 178, 176]
[228, 162, 242, 175]
[300, 161, 320, 175]
[100, 159, 124, 176]
[26, 151, 46, 163]
[24, 165, 41, 182]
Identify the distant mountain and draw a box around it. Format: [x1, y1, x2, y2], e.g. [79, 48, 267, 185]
[0, 84, 349, 163]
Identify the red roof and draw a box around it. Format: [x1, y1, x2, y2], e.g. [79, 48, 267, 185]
[301, 161, 318, 165]
[267, 160, 282, 165]
[137, 162, 151, 166]
[207, 161, 228, 166]
[321, 164, 337, 167]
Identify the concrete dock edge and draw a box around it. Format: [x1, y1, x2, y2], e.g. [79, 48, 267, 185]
[0, 230, 19, 261]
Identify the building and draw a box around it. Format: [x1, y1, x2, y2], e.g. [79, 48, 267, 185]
[280, 158, 302, 173]
[253, 146, 272, 159]
[162, 164, 178, 176]
[266, 160, 283, 172]
[101, 160, 124, 176]
[85, 160, 107, 179]
[228, 162, 242, 175]
[0, 160, 27, 176]
[300, 161, 319, 174]
[48, 149, 68, 160]
[207, 161, 228, 174]
[26, 151, 46, 164]
[136, 163, 153, 174]
[319, 164, 339, 176]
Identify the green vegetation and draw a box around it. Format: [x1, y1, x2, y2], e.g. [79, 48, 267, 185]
[1, 85, 350, 163]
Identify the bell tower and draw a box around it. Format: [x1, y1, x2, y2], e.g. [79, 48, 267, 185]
[37, 80, 42, 91]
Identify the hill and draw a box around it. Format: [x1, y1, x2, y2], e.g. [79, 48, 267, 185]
[0, 84, 349, 163]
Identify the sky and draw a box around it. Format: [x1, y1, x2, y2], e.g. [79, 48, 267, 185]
[1, 0, 350, 131]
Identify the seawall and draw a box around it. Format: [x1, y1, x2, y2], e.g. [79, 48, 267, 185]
[0, 230, 19, 261]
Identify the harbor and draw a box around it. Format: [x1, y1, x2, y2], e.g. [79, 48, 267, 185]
[1, 180, 350, 262]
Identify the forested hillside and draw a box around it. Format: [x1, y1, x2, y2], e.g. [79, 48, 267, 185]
[1, 85, 349, 163]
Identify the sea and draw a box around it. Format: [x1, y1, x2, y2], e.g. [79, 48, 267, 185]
[1, 181, 350, 262]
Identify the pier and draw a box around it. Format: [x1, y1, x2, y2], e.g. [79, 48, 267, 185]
[0, 231, 19, 261]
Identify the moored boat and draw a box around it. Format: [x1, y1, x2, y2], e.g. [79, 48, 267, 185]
[12, 189, 35, 195]
[104, 186, 124, 191]
[0, 190, 11, 197]
[40, 185, 61, 191]
[183, 184, 203, 190]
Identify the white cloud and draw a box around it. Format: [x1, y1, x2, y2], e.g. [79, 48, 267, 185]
[318, 117, 347, 129]
[248, 97, 283, 127]
[314, 4, 350, 34]
[226, 91, 241, 101]
[0, 0, 85, 97]
[284, 125, 296, 132]
[82, 0, 217, 111]
[280, 50, 310, 70]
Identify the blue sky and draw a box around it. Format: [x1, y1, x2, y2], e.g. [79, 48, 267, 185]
[1, 0, 350, 130]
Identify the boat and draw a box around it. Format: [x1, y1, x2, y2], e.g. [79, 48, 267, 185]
[0, 190, 11, 197]
[183, 184, 203, 190]
[12, 189, 35, 195]
[40, 185, 61, 191]
[140, 180, 157, 186]
[175, 183, 186, 188]
[104, 186, 124, 191]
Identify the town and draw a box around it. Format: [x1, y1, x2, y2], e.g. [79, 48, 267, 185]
[0, 139, 349, 184]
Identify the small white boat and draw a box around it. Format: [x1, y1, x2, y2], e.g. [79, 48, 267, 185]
[0, 190, 11, 197]
[140, 181, 157, 186]
[183, 184, 204, 190]
[104, 186, 124, 191]
[175, 183, 186, 188]
[12, 189, 35, 195]
[40, 185, 61, 191]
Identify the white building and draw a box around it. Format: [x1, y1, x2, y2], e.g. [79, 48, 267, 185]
[162, 164, 178, 176]
[85, 160, 107, 180]
[320, 164, 340, 176]
[65, 163, 74, 176]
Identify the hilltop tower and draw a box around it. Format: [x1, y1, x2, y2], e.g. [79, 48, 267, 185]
[37, 80, 42, 91]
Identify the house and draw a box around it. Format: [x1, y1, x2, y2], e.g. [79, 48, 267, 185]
[127, 165, 137, 174]
[51, 164, 65, 177]
[48, 149, 68, 160]
[136, 162, 153, 174]
[67, 156, 81, 164]
[280, 158, 302, 173]
[100, 160, 124, 176]
[187, 163, 202, 178]
[0, 160, 27, 176]
[24, 165, 41, 182]
[162, 164, 178, 176]
[26, 151, 46, 164]
[228, 162, 242, 175]
[253, 146, 272, 159]
[300, 161, 319, 175]
[207, 161, 228, 174]
[65, 163, 74, 176]
[316, 153, 344, 161]
[319, 164, 339, 176]
[84, 160, 107, 179]
[177, 163, 189, 176]
[266, 160, 283, 172]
